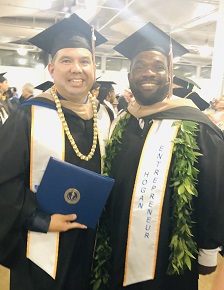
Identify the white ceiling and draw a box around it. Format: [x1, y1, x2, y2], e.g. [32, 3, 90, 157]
[0, 0, 220, 67]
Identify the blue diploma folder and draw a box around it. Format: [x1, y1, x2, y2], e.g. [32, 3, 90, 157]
[36, 157, 115, 229]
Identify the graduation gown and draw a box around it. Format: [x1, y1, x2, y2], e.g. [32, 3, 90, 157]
[102, 100, 117, 122]
[173, 88, 209, 111]
[103, 103, 115, 122]
[107, 106, 224, 290]
[0, 96, 106, 290]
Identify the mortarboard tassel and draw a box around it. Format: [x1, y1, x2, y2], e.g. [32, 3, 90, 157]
[91, 25, 96, 66]
[168, 36, 173, 98]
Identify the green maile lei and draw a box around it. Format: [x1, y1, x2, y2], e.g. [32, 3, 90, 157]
[91, 112, 202, 289]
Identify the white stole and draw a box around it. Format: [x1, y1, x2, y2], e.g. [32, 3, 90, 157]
[27, 104, 110, 278]
[0, 107, 9, 124]
[123, 119, 179, 286]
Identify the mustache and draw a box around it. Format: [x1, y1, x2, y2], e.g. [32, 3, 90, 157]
[139, 77, 170, 85]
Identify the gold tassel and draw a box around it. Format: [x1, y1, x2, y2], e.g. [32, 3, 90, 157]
[91, 25, 97, 81]
[91, 25, 96, 66]
[168, 36, 173, 98]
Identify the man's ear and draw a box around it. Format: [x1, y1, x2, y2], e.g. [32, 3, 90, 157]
[93, 62, 97, 80]
[48, 63, 54, 77]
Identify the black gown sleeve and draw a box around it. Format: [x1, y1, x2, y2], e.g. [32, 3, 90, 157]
[0, 107, 46, 266]
[196, 122, 224, 249]
[25, 208, 51, 233]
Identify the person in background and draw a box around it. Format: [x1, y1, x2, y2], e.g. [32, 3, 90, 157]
[172, 75, 209, 111]
[209, 98, 218, 111]
[0, 73, 9, 100]
[19, 82, 34, 103]
[117, 87, 134, 113]
[0, 102, 8, 126]
[1, 76, 19, 115]
[3, 87, 19, 112]
[92, 22, 224, 290]
[10, 87, 19, 100]
[0, 72, 10, 120]
[90, 81, 101, 98]
[206, 95, 224, 131]
[97, 81, 117, 121]
[112, 96, 119, 115]
[0, 13, 109, 290]
[3, 88, 19, 113]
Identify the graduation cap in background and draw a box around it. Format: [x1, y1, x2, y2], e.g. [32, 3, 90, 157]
[98, 81, 116, 92]
[0, 72, 7, 83]
[173, 74, 201, 90]
[97, 81, 116, 103]
[172, 75, 208, 110]
[173, 87, 209, 111]
[90, 81, 101, 91]
[90, 76, 102, 91]
[34, 81, 54, 92]
[29, 13, 107, 58]
[113, 22, 189, 60]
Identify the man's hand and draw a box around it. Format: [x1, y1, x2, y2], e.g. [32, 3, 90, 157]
[48, 214, 87, 232]
[198, 264, 217, 275]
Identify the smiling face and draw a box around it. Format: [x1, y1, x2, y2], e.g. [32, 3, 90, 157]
[48, 47, 95, 103]
[128, 50, 169, 106]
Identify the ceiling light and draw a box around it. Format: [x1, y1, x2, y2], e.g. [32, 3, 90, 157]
[17, 48, 28, 56]
[18, 58, 27, 65]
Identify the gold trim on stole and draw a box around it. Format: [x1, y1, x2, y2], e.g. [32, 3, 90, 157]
[26, 105, 65, 278]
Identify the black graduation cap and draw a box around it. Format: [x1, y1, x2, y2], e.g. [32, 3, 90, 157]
[173, 75, 201, 90]
[98, 81, 116, 91]
[90, 81, 101, 91]
[0, 72, 7, 83]
[29, 13, 107, 57]
[34, 81, 54, 91]
[113, 22, 189, 60]
[97, 81, 116, 103]
[173, 87, 209, 111]
[173, 76, 193, 90]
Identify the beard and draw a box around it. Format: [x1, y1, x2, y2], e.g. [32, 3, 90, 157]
[130, 82, 170, 106]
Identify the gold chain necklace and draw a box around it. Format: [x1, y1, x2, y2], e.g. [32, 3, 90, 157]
[51, 85, 98, 161]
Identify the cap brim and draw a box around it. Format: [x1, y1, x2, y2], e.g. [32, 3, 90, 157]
[34, 81, 54, 91]
[98, 81, 116, 89]
[98, 81, 116, 85]
[174, 73, 201, 89]
[0, 72, 7, 77]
